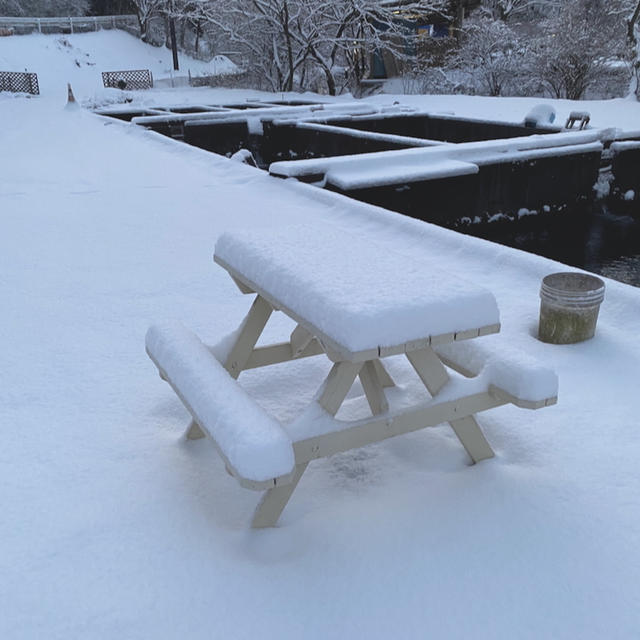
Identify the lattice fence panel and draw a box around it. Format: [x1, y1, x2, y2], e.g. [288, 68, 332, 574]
[0, 71, 39, 95]
[102, 69, 153, 91]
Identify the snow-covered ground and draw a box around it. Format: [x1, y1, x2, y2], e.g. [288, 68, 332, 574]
[2, 31, 640, 639]
[0, 30, 236, 102]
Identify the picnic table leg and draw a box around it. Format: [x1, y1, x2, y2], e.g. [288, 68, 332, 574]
[406, 347, 494, 463]
[406, 347, 449, 396]
[449, 415, 495, 463]
[224, 295, 273, 379]
[186, 295, 272, 440]
[372, 359, 395, 388]
[359, 360, 389, 415]
[252, 361, 363, 527]
[290, 324, 314, 358]
[251, 462, 309, 528]
[318, 361, 363, 416]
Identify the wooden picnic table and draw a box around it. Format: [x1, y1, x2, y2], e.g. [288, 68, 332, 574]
[147, 225, 558, 528]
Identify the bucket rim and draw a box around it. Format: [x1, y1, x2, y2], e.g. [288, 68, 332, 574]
[540, 272, 605, 308]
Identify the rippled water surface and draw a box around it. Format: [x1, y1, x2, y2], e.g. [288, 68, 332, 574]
[461, 201, 640, 287]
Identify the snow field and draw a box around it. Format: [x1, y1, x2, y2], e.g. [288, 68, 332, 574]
[0, 30, 233, 101]
[1, 94, 639, 639]
[1, 30, 640, 640]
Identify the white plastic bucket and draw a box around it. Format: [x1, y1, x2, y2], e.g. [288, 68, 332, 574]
[538, 272, 605, 344]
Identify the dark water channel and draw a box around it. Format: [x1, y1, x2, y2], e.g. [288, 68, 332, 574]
[112, 107, 639, 287]
[459, 199, 640, 287]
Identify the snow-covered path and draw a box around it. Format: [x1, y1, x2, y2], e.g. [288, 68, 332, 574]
[2, 94, 640, 639]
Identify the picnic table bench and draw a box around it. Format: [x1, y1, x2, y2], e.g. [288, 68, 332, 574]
[146, 225, 558, 528]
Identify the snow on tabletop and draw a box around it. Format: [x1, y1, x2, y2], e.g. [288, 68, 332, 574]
[215, 225, 499, 353]
[146, 322, 295, 482]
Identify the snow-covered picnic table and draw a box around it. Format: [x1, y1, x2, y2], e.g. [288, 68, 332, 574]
[146, 225, 558, 527]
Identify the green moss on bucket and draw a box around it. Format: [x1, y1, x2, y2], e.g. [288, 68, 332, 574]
[538, 302, 600, 344]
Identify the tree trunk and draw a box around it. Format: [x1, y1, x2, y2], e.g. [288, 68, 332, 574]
[452, 0, 465, 42]
[195, 20, 201, 55]
[323, 65, 336, 96]
[627, 2, 640, 99]
[628, 1, 640, 44]
[281, 1, 295, 92]
[136, 12, 148, 42]
[169, 18, 179, 70]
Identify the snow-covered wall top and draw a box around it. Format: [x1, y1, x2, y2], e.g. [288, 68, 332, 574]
[130, 102, 378, 126]
[270, 129, 604, 188]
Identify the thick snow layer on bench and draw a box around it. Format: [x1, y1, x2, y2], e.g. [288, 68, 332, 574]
[146, 322, 295, 482]
[215, 226, 499, 354]
[436, 338, 558, 403]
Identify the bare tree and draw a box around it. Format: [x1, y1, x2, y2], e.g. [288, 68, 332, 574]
[304, 1, 449, 95]
[0, 0, 89, 15]
[198, 0, 449, 95]
[623, 0, 640, 96]
[528, 0, 628, 99]
[196, 0, 306, 91]
[452, 14, 523, 95]
[130, 0, 167, 41]
[481, 0, 543, 21]
[0, 0, 25, 14]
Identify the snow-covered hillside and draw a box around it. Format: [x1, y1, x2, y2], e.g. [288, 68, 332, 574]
[0, 30, 235, 100]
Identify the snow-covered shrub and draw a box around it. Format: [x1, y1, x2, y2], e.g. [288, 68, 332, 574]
[449, 16, 526, 96]
[0, 0, 88, 16]
[527, 0, 629, 100]
[585, 61, 632, 99]
[400, 67, 458, 95]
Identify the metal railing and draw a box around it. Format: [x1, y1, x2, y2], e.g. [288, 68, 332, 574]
[0, 15, 138, 34]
